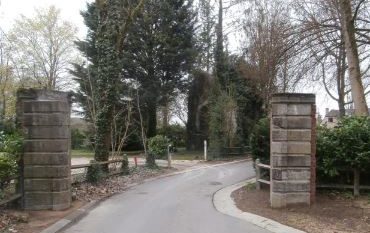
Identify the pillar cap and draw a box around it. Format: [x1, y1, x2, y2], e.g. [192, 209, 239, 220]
[17, 88, 73, 103]
[271, 93, 315, 104]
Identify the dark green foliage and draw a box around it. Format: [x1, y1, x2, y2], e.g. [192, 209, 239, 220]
[70, 2, 99, 122]
[0, 131, 22, 190]
[71, 128, 86, 150]
[317, 117, 370, 179]
[208, 80, 236, 157]
[86, 160, 104, 184]
[123, 0, 197, 137]
[148, 135, 170, 159]
[0, 154, 17, 189]
[249, 118, 270, 164]
[208, 56, 264, 157]
[158, 124, 186, 148]
[186, 71, 211, 150]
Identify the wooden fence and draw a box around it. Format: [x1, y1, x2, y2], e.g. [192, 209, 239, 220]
[0, 175, 22, 207]
[255, 159, 270, 190]
[255, 159, 370, 193]
[222, 146, 250, 157]
[71, 159, 126, 184]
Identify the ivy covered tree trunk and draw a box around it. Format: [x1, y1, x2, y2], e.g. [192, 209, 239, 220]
[93, 0, 144, 171]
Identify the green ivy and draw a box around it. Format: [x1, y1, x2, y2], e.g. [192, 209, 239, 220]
[249, 118, 270, 164]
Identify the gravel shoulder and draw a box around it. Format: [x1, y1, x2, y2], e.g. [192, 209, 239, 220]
[232, 186, 370, 233]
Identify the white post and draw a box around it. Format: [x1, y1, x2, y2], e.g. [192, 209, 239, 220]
[204, 140, 207, 161]
[167, 145, 172, 168]
[256, 159, 261, 190]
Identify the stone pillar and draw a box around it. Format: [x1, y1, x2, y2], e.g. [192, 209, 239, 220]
[17, 89, 72, 210]
[270, 93, 316, 208]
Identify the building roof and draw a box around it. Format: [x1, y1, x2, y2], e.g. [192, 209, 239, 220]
[325, 108, 370, 118]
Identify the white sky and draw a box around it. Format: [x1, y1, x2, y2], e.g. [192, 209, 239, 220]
[0, 0, 338, 116]
[0, 0, 92, 39]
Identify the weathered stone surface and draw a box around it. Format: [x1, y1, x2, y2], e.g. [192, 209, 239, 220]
[270, 93, 315, 208]
[24, 139, 69, 152]
[271, 155, 311, 167]
[271, 142, 311, 154]
[23, 153, 69, 165]
[272, 117, 312, 129]
[271, 93, 315, 104]
[272, 129, 311, 141]
[272, 180, 310, 192]
[24, 165, 70, 178]
[23, 191, 71, 211]
[17, 89, 72, 103]
[25, 126, 70, 139]
[24, 178, 70, 192]
[272, 104, 311, 116]
[272, 168, 310, 181]
[23, 101, 69, 113]
[270, 192, 310, 208]
[21, 113, 70, 126]
[18, 89, 72, 211]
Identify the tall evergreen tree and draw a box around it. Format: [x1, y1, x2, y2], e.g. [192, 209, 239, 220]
[122, 0, 197, 136]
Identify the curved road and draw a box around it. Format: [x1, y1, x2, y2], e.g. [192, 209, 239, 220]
[63, 161, 270, 233]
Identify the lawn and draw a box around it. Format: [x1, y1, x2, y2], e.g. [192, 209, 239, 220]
[71, 148, 204, 160]
[71, 149, 94, 158]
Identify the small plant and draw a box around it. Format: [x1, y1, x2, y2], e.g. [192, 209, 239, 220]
[86, 161, 104, 184]
[148, 135, 170, 159]
[245, 182, 256, 191]
[0, 131, 23, 159]
[0, 153, 18, 189]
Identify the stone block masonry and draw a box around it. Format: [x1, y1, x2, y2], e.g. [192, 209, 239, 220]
[17, 89, 72, 210]
[270, 93, 316, 208]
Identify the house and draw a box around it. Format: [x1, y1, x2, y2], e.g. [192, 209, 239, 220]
[322, 108, 370, 127]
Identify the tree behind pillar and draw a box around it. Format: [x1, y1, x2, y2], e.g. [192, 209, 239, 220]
[338, 0, 369, 116]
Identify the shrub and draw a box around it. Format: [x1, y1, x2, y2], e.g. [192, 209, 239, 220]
[0, 131, 22, 190]
[157, 124, 186, 148]
[0, 153, 18, 189]
[148, 135, 170, 159]
[249, 118, 270, 164]
[71, 128, 86, 150]
[317, 117, 370, 179]
[0, 131, 23, 158]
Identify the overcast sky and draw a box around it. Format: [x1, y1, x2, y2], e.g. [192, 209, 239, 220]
[0, 0, 92, 38]
[0, 0, 338, 116]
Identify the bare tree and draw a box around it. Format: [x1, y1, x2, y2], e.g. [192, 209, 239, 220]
[339, 0, 369, 116]
[9, 6, 78, 90]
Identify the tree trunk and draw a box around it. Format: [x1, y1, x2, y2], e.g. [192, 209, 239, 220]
[339, 0, 369, 116]
[147, 99, 157, 138]
[162, 100, 169, 128]
[353, 168, 360, 196]
[337, 42, 346, 118]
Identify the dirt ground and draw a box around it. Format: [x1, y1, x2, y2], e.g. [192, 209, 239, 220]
[232, 186, 370, 233]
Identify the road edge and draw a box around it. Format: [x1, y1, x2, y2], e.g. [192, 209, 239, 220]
[212, 179, 307, 233]
[41, 158, 251, 233]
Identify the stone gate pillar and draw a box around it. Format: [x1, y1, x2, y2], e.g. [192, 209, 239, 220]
[270, 93, 316, 208]
[17, 89, 72, 210]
